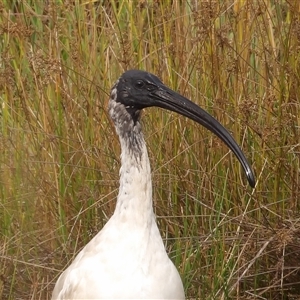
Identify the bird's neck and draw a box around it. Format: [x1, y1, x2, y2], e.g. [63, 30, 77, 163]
[111, 104, 154, 226]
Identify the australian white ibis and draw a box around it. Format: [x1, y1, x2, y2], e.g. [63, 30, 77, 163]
[52, 70, 255, 299]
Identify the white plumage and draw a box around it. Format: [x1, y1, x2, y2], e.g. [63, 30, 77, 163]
[52, 70, 255, 299]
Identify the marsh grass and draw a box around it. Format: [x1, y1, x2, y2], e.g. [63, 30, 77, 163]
[0, 0, 299, 299]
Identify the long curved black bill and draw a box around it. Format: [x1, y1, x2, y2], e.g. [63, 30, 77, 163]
[151, 86, 256, 188]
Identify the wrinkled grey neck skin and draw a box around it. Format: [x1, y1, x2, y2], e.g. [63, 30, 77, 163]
[108, 84, 154, 227]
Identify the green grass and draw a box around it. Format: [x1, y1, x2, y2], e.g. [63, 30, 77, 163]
[0, 0, 300, 299]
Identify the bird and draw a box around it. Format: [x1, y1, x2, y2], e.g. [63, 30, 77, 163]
[52, 70, 255, 299]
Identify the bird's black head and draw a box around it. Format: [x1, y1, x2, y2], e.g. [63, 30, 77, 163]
[112, 70, 165, 110]
[109, 69, 256, 188]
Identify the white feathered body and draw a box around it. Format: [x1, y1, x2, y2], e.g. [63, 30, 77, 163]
[52, 99, 185, 299]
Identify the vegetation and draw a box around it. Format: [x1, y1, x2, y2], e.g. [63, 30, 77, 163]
[0, 0, 299, 299]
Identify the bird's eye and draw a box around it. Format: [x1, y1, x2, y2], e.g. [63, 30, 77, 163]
[135, 80, 144, 88]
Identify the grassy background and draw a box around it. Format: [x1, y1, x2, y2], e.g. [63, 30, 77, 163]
[0, 0, 299, 299]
